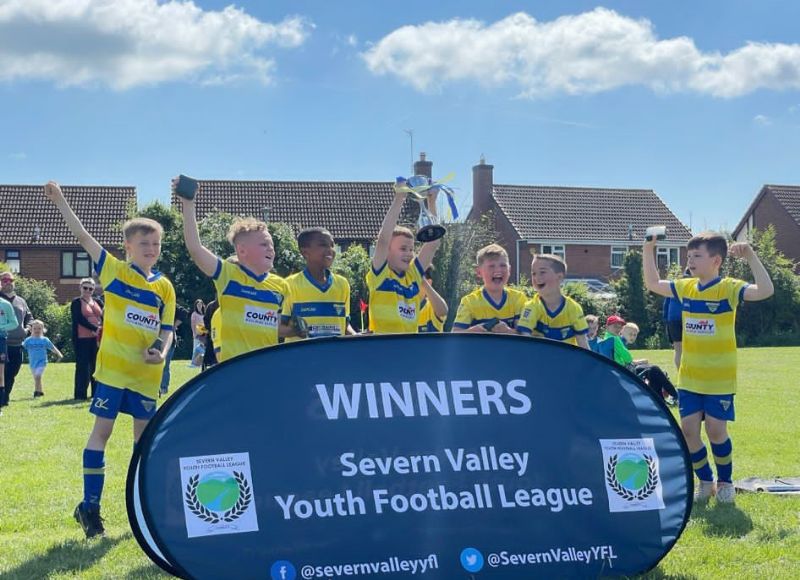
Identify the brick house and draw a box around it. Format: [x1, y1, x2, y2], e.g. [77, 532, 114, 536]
[0, 184, 134, 302]
[468, 158, 691, 283]
[170, 161, 432, 248]
[733, 184, 800, 272]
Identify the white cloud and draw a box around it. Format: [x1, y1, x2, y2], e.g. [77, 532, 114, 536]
[9, 152, 27, 160]
[362, 8, 800, 98]
[0, 0, 312, 89]
[753, 114, 772, 126]
[346, 34, 358, 47]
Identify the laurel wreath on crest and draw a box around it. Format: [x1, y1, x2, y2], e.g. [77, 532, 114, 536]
[184, 472, 252, 524]
[605, 454, 659, 501]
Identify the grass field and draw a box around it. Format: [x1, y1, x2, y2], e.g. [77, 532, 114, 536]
[1, 348, 798, 579]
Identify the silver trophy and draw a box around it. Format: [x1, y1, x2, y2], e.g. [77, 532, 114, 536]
[398, 175, 447, 242]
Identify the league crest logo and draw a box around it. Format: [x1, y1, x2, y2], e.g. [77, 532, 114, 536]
[600, 439, 665, 512]
[180, 452, 259, 538]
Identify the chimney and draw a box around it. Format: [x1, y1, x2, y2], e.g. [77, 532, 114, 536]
[413, 152, 433, 179]
[472, 155, 494, 217]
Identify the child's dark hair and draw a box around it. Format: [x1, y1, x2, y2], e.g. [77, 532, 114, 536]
[687, 232, 728, 260]
[297, 227, 333, 248]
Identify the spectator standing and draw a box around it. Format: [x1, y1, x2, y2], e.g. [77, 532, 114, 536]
[71, 278, 103, 400]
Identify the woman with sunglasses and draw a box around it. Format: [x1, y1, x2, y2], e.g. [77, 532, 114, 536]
[70, 278, 103, 400]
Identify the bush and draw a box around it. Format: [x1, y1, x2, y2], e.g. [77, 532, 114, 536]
[11, 276, 57, 321]
[332, 244, 371, 331]
[723, 226, 800, 346]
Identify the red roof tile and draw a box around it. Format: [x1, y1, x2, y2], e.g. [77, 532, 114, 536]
[491, 184, 692, 242]
[172, 180, 419, 241]
[0, 185, 135, 247]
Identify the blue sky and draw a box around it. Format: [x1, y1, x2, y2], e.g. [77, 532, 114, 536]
[2, 0, 799, 232]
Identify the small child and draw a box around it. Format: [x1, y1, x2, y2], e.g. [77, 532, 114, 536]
[644, 231, 774, 503]
[22, 320, 63, 397]
[517, 254, 589, 348]
[585, 314, 600, 351]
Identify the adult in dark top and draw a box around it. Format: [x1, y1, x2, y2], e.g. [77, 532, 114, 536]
[0, 271, 33, 407]
[71, 278, 103, 400]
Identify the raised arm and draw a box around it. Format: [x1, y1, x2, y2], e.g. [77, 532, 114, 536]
[417, 188, 441, 270]
[730, 243, 774, 301]
[642, 237, 673, 297]
[420, 275, 448, 320]
[44, 181, 103, 263]
[175, 178, 219, 277]
[372, 187, 406, 270]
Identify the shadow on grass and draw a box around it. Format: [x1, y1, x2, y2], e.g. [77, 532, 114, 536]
[691, 501, 753, 538]
[634, 565, 699, 579]
[36, 398, 91, 409]
[124, 564, 173, 579]
[3, 534, 126, 579]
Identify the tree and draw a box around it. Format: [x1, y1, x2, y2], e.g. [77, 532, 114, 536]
[332, 244, 371, 331]
[431, 214, 497, 329]
[722, 226, 800, 345]
[611, 250, 654, 340]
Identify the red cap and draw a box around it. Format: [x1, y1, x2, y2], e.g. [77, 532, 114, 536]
[606, 315, 626, 326]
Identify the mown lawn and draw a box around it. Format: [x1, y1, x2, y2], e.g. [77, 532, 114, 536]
[0, 348, 798, 579]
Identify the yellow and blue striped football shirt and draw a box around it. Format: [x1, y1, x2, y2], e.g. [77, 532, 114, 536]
[210, 308, 221, 356]
[282, 269, 350, 342]
[671, 277, 749, 395]
[94, 251, 176, 399]
[366, 258, 425, 334]
[417, 298, 445, 333]
[453, 287, 527, 330]
[212, 259, 287, 361]
[517, 294, 588, 346]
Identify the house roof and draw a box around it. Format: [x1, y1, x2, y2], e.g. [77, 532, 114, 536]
[173, 180, 419, 240]
[733, 184, 800, 237]
[0, 185, 135, 247]
[490, 184, 692, 242]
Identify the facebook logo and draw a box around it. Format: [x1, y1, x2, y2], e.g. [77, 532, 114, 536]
[270, 560, 296, 580]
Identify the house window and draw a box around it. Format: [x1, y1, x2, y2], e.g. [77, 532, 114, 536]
[62, 250, 92, 278]
[4, 250, 21, 273]
[610, 246, 628, 269]
[657, 247, 680, 270]
[540, 244, 565, 261]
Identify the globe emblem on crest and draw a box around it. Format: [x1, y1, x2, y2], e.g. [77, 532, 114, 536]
[185, 469, 253, 523]
[605, 452, 659, 501]
[196, 471, 240, 511]
[614, 454, 649, 491]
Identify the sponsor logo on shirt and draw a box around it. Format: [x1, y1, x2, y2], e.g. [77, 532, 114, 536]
[684, 318, 715, 335]
[244, 305, 278, 327]
[125, 306, 160, 333]
[309, 323, 342, 337]
[397, 301, 417, 321]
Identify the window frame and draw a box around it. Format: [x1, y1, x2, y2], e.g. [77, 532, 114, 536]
[540, 244, 566, 261]
[61, 250, 92, 279]
[656, 246, 680, 270]
[610, 246, 628, 269]
[4, 249, 21, 273]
